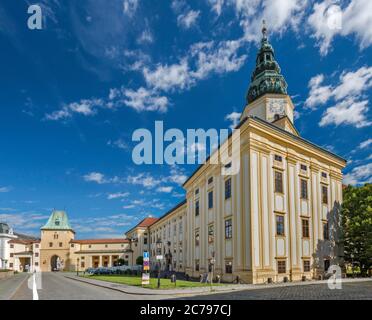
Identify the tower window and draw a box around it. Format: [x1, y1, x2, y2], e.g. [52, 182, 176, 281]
[277, 261, 286, 274]
[195, 200, 200, 216]
[322, 186, 328, 204]
[302, 219, 310, 238]
[208, 191, 213, 209]
[300, 179, 308, 199]
[225, 178, 232, 199]
[274, 155, 283, 162]
[274, 171, 283, 193]
[276, 215, 285, 236]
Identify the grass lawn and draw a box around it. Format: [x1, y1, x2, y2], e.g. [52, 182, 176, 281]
[81, 275, 224, 289]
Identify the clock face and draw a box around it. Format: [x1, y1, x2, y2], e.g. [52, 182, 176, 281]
[268, 98, 286, 116]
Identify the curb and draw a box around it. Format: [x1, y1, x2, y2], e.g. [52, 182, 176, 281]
[64, 275, 222, 296]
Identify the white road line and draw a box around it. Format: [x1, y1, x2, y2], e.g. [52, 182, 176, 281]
[32, 273, 39, 300]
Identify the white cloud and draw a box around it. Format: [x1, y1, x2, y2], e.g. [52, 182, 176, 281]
[127, 173, 161, 188]
[137, 29, 154, 44]
[177, 10, 201, 29]
[319, 98, 370, 128]
[167, 165, 188, 185]
[107, 192, 129, 200]
[45, 98, 104, 121]
[107, 139, 129, 150]
[207, 0, 225, 16]
[157, 186, 173, 193]
[305, 74, 332, 109]
[343, 163, 372, 185]
[190, 40, 247, 79]
[83, 172, 106, 184]
[143, 59, 192, 92]
[123, 0, 139, 16]
[0, 186, 11, 193]
[305, 66, 372, 128]
[123, 87, 169, 112]
[225, 111, 241, 129]
[358, 138, 372, 149]
[308, 0, 372, 55]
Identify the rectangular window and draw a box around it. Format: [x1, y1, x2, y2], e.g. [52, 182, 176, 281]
[208, 225, 214, 243]
[195, 188, 199, 195]
[303, 260, 311, 272]
[300, 164, 307, 171]
[225, 262, 232, 274]
[225, 219, 232, 239]
[10, 253, 13, 258]
[10, 244, 14, 249]
[144, 237, 148, 245]
[208, 191, 213, 209]
[34, 262, 39, 266]
[35, 252, 39, 257]
[277, 260, 286, 274]
[276, 215, 285, 236]
[321, 172, 327, 178]
[302, 219, 310, 238]
[324, 259, 330, 272]
[300, 179, 308, 199]
[35, 244, 39, 248]
[195, 200, 199, 216]
[208, 177, 213, 184]
[195, 261, 200, 272]
[59, 242, 63, 247]
[322, 186, 328, 204]
[71, 243, 74, 248]
[49, 242, 53, 248]
[274, 171, 283, 193]
[9, 263, 13, 268]
[195, 231, 200, 246]
[225, 178, 231, 199]
[274, 154, 283, 162]
[81, 262, 85, 268]
[323, 222, 329, 240]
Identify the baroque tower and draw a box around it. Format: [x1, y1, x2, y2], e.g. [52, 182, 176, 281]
[241, 21, 298, 135]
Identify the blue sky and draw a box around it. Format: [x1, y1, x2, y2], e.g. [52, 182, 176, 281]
[0, 0, 371, 238]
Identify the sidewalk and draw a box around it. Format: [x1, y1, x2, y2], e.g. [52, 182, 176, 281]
[64, 274, 372, 296]
[0, 273, 30, 300]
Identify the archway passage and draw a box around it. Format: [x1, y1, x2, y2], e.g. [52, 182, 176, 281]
[50, 255, 61, 271]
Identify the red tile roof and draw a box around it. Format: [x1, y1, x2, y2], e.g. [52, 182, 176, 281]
[8, 239, 40, 244]
[137, 217, 159, 228]
[70, 238, 129, 244]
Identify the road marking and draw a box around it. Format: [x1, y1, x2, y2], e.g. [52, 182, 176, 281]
[32, 274, 39, 300]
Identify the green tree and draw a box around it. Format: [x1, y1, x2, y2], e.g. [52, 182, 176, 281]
[341, 184, 372, 275]
[136, 255, 143, 265]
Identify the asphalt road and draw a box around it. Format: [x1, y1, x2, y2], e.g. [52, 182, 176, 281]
[4, 272, 372, 300]
[10, 272, 170, 300]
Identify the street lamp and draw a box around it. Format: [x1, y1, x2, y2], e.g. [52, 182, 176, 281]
[76, 258, 80, 276]
[156, 239, 163, 289]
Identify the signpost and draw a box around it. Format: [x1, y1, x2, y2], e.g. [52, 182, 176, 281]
[142, 251, 150, 286]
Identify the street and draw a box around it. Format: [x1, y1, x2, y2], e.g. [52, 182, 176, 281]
[9, 272, 172, 300]
[1, 272, 371, 300]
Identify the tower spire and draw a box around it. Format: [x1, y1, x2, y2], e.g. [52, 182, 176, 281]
[246, 21, 288, 103]
[262, 19, 267, 41]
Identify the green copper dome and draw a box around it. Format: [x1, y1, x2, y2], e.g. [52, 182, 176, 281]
[41, 210, 74, 231]
[246, 21, 288, 103]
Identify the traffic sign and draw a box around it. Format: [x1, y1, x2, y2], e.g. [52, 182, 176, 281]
[143, 252, 149, 259]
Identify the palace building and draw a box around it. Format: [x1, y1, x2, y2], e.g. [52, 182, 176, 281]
[125, 24, 346, 284]
[2, 25, 346, 284]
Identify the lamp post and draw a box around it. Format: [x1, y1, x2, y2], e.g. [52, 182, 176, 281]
[156, 239, 163, 289]
[76, 258, 80, 276]
[210, 251, 215, 290]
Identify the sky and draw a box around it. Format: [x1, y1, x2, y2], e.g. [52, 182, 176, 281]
[0, 0, 371, 238]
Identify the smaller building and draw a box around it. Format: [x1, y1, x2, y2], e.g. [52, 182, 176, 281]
[0, 223, 18, 269]
[8, 239, 40, 272]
